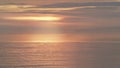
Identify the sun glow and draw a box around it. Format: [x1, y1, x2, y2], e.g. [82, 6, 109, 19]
[31, 39, 64, 43]
[5, 16, 62, 21]
[30, 34, 63, 43]
[3, 15, 64, 43]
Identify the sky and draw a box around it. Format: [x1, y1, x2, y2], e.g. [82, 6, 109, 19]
[0, 0, 120, 42]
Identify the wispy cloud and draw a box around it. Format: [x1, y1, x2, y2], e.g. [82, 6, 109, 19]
[41, 2, 120, 8]
[0, 2, 120, 12]
[0, 5, 96, 12]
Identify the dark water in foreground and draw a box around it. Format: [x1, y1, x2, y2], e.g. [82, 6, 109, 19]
[0, 42, 120, 68]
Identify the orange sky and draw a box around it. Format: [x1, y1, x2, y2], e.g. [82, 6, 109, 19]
[0, 0, 120, 42]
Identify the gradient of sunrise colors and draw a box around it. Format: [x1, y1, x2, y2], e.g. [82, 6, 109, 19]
[0, 0, 120, 42]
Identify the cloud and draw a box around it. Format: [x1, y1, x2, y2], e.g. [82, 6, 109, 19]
[0, 2, 120, 12]
[0, 2, 120, 42]
[0, 4, 36, 12]
[41, 2, 120, 8]
[0, 5, 96, 12]
[0, 0, 116, 5]
[1, 2, 120, 23]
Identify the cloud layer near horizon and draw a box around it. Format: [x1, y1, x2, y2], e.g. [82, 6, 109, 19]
[0, 1, 120, 42]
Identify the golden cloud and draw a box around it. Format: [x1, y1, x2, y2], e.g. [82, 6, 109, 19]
[0, 4, 96, 12]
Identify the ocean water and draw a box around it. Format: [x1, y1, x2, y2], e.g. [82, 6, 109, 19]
[0, 42, 120, 68]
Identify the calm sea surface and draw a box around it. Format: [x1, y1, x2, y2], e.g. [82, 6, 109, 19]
[0, 42, 120, 68]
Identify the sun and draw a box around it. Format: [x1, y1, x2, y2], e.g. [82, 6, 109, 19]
[5, 16, 62, 21]
[34, 16, 61, 21]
